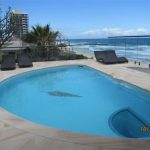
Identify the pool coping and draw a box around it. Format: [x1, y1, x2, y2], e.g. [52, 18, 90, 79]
[0, 59, 150, 149]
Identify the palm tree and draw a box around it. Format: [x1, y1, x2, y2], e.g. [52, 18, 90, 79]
[24, 24, 61, 59]
[24, 24, 60, 47]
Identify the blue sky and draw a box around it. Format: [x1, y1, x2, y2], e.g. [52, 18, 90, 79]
[1, 0, 150, 39]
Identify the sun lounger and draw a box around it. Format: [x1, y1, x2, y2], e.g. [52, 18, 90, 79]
[94, 50, 118, 64]
[1, 55, 16, 70]
[94, 50, 128, 64]
[18, 54, 33, 68]
[107, 50, 128, 63]
[117, 56, 128, 63]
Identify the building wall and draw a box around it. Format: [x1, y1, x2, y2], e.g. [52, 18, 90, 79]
[11, 10, 29, 39]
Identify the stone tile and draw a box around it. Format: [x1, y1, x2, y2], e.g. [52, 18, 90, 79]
[0, 132, 98, 150]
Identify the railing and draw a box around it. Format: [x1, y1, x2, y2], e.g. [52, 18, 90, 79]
[0, 45, 87, 63]
[0, 39, 150, 65]
[69, 38, 150, 64]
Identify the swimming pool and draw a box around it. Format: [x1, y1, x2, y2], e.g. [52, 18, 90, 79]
[0, 65, 150, 138]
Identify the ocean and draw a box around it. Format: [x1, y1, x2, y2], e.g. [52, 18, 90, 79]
[68, 38, 150, 63]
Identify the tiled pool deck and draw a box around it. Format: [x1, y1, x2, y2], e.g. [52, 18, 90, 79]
[0, 59, 150, 150]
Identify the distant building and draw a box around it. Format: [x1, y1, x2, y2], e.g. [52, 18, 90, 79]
[11, 9, 29, 39]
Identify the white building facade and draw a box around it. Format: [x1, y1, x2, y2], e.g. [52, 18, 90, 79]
[11, 9, 29, 39]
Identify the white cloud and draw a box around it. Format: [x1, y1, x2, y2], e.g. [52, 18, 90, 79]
[82, 28, 150, 37]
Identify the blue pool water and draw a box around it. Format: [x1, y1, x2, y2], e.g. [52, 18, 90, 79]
[0, 65, 150, 138]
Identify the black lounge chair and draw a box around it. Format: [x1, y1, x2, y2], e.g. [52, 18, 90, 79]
[18, 54, 33, 68]
[1, 55, 16, 70]
[94, 50, 118, 64]
[94, 50, 128, 64]
[117, 56, 128, 63]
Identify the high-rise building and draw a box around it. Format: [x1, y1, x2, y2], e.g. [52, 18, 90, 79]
[11, 9, 28, 38]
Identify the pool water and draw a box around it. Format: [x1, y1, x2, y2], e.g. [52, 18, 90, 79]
[0, 65, 150, 138]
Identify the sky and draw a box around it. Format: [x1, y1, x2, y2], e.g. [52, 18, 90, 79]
[1, 0, 150, 39]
